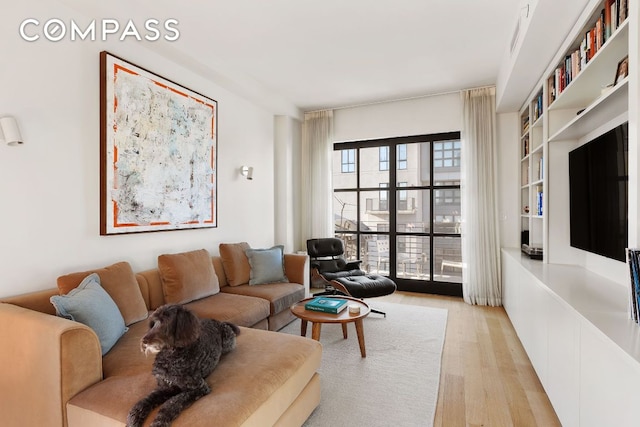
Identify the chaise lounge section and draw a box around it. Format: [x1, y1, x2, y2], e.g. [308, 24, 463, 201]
[0, 247, 321, 427]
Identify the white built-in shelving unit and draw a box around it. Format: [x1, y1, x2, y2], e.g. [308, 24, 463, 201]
[548, 17, 629, 141]
[505, 0, 639, 425]
[519, 89, 545, 256]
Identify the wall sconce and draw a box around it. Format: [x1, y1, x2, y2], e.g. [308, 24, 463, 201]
[0, 116, 24, 146]
[240, 166, 254, 180]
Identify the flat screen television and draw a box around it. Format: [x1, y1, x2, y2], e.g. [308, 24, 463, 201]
[569, 122, 628, 262]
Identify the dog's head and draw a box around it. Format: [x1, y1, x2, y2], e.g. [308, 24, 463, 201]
[140, 304, 202, 355]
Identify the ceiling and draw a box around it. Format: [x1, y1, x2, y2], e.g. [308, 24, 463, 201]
[60, 0, 590, 115]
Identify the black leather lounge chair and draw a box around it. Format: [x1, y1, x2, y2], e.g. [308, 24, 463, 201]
[306, 238, 397, 316]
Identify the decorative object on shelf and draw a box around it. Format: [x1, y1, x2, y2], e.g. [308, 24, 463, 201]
[100, 51, 218, 235]
[521, 244, 543, 260]
[600, 83, 614, 96]
[0, 116, 23, 146]
[614, 55, 629, 85]
[523, 206, 530, 214]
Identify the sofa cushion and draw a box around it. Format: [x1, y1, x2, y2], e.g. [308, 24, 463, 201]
[57, 261, 148, 326]
[102, 320, 153, 378]
[184, 293, 270, 328]
[221, 282, 305, 317]
[67, 327, 322, 427]
[158, 249, 220, 304]
[246, 245, 288, 285]
[219, 242, 251, 286]
[50, 273, 127, 355]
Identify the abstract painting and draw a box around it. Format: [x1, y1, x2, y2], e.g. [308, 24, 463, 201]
[100, 51, 217, 235]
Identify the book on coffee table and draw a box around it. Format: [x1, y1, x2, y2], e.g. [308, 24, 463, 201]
[304, 297, 348, 314]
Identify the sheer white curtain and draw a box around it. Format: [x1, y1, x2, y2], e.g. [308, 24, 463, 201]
[461, 87, 502, 306]
[300, 110, 334, 246]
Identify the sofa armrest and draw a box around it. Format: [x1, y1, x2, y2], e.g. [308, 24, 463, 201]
[284, 254, 309, 295]
[0, 303, 102, 427]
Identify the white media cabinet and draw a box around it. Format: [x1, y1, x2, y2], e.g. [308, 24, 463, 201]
[502, 248, 640, 426]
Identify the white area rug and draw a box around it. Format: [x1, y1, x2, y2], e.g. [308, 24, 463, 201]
[280, 301, 448, 427]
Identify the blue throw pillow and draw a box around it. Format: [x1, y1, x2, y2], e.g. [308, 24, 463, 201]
[245, 245, 288, 285]
[50, 273, 127, 355]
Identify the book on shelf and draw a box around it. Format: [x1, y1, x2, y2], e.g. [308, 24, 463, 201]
[537, 157, 544, 180]
[618, 0, 627, 25]
[532, 91, 543, 122]
[547, 75, 556, 104]
[521, 114, 530, 135]
[305, 297, 348, 314]
[604, 0, 611, 38]
[536, 186, 543, 216]
[523, 135, 530, 157]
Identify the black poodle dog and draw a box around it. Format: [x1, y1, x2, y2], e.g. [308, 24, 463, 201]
[126, 304, 240, 427]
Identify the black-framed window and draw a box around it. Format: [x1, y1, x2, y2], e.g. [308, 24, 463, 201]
[332, 131, 462, 297]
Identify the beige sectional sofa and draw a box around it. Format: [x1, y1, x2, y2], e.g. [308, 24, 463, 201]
[0, 247, 321, 427]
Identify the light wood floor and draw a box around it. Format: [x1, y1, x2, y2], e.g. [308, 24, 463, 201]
[377, 291, 561, 427]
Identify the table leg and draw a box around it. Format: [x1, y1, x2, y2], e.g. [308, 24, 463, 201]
[342, 323, 348, 339]
[311, 322, 322, 341]
[354, 319, 366, 358]
[300, 319, 308, 337]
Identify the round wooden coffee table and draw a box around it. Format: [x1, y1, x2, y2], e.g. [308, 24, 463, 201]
[290, 296, 370, 357]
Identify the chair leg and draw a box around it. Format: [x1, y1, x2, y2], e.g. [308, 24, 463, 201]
[370, 308, 386, 317]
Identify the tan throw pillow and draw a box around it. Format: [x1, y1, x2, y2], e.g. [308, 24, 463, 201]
[219, 242, 251, 286]
[158, 249, 220, 304]
[57, 261, 148, 326]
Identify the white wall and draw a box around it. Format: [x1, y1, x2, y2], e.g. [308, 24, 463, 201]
[333, 94, 462, 142]
[0, 1, 283, 297]
[274, 116, 301, 252]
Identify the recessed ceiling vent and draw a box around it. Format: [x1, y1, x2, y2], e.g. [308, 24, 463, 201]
[511, 4, 531, 56]
[510, 19, 521, 55]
